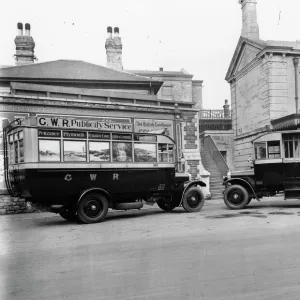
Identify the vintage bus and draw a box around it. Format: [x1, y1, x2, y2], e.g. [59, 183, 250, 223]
[3, 115, 206, 223]
[223, 130, 300, 209]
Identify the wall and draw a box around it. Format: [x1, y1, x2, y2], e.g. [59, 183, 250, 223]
[201, 130, 234, 171]
[235, 60, 269, 136]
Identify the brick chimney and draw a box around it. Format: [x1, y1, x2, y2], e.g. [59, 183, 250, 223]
[14, 23, 36, 66]
[239, 0, 259, 39]
[105, 26, 123, 71]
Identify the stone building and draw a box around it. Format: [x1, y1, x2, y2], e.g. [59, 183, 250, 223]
[0, 24, 208, 214]
[226, 0, 300, 170]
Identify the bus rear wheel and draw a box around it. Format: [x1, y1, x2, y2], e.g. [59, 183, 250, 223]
[156, 198, 177, 211]
[77, 192, 108, 224]
[59, 207, 77, 221]
[182, 187, 205, 212]
[224, 185, 249, 209]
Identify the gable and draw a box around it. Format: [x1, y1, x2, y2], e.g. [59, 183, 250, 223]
[225, 37, 266, 82]
[236, 44, 261, 73]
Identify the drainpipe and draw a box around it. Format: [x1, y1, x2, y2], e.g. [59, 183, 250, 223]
[293, 57, 299, 114]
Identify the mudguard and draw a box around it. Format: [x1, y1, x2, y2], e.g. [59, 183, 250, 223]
[78, 188, 112, 205]
[179, 180, 206, 206]
[224, 178, 258, 200]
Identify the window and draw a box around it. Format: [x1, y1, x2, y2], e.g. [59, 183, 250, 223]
[134, 143, 157, 162]
[39, 140, 61, 162]
[267, 141, 280, 159]
[64, 141, 86, 161]
[112, 142, 132, 162]
[8, 131, 24, 163]
[89, 142, 110, 162]
[254, 142, 266, 159]
[162, 86, 172, 99]
[283, 133, 300, 158]
[158, 144, 174, 163]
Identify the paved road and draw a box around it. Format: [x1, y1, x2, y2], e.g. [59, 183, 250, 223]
[1, 197, 300, 300]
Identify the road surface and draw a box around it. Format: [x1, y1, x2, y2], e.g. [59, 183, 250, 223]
[1, 197, 300, 299]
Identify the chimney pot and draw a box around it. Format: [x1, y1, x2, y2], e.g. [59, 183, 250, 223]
[114, 27, 119, 38]
[159, 67, 163, 71]
[107, 26, 112, 38]
[25, 23, 30, 36]
[17, 22, 23, 35]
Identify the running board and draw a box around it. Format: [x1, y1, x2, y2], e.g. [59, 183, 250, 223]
[115, 202, 143, 210]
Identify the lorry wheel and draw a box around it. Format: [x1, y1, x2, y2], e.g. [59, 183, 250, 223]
[77, 192, 108, 224]
[182, 187, 205, 212]
[156, 199, 176, 211]
[59, 207, 77, 221]
[224, 185, 249, 209]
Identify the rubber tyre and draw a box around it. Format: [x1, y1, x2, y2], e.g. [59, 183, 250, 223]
[224, 185, 249, 209]
[156, 199, 176, 212]
[59, 208, 77, 221]
[182, 187, 205, 212]
[77, 192, 108, 224]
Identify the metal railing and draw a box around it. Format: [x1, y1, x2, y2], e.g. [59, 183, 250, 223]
[202, 135, 229, 176]
[200, 109, 231, 119]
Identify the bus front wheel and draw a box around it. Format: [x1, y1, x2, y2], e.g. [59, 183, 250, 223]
[182, 187, 205, 212]
[224, 185, 249, 209]
[77, 192, 108, 224]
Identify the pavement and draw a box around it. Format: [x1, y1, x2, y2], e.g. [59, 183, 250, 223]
[1, 195, 300, 299]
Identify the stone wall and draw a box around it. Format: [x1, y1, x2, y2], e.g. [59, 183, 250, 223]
[0, 195, 30, 214]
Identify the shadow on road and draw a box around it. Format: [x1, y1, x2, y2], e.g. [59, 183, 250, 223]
[33, 207, 188, 227]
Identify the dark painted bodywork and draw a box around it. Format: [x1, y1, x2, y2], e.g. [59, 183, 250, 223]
[9, 167, 185, 208]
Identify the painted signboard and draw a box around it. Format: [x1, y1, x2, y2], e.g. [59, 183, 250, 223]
[37, 116, 133, 132]
[134, 119, 174, 138]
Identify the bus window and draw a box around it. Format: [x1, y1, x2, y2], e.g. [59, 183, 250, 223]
[134, 143, 157, 162]
[158, 144, 174, 162]
[39, 140, 61, 161]
[89, 141, 110, 162]
[267, 141, 281, 159]
[112, 142, 132, 162]
[254, 142, 266, 159]
[9, 130, 24, 164]
[64, 140, 87, 161]
[282, 133, 300, 158]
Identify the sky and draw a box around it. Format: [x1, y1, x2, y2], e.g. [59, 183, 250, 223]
[1, 0, 300, 109]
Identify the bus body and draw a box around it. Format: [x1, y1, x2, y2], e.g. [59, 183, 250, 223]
[223, 130, 300, 209]
[3, 116, 206, 223]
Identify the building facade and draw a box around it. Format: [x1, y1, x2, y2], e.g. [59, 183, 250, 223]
[226, 0, 300, 171]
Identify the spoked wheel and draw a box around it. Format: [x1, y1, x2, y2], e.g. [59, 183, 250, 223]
[182, 187, 205, 212]
[156, 198, 177, 212]
[224, 185, 249, 209]
[59, 207, 77, 221]
[77, 192, 108, 224]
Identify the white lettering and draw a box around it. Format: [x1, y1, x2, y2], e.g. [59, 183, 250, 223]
[64, 174, 72, 181]
[113, 173, 119, 180]
[90, 174, 97, 181]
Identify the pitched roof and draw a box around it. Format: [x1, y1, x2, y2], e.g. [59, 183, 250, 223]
[127, 68, 193, 79]
[0, 59, 157, 83]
